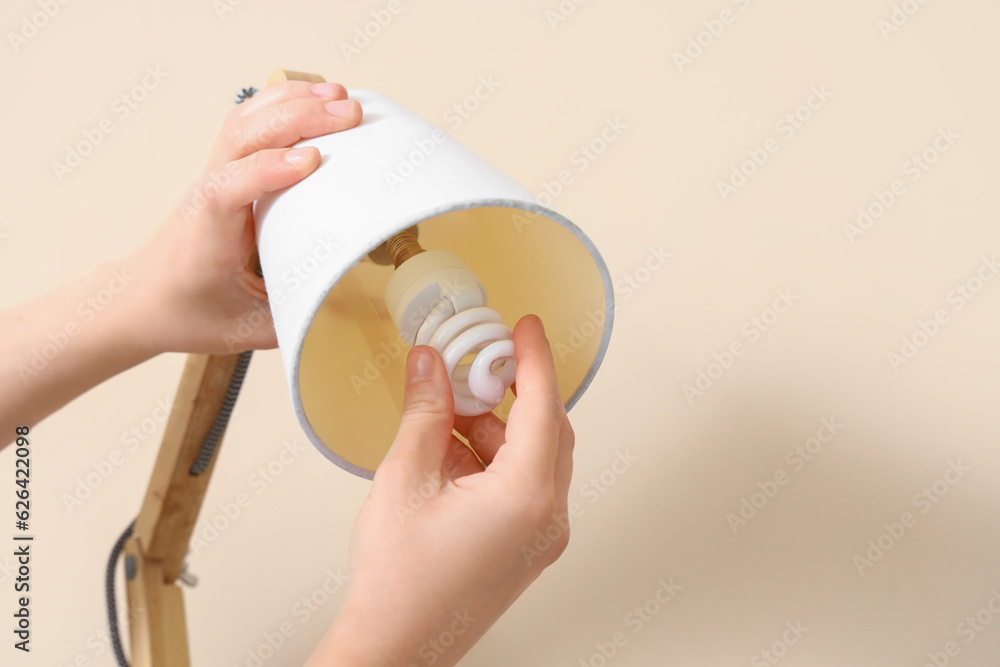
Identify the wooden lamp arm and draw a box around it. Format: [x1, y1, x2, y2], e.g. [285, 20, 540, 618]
[123, 69, 325, 667]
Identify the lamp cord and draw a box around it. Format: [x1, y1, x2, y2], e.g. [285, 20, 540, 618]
[189, 349, 253, 475]
[104, 84, 261, 667]
[106, 519, 135, 667]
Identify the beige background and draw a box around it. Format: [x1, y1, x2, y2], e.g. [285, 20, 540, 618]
[2, 0, 1000, 665]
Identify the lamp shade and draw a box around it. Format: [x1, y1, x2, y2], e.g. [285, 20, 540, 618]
[254, 89, 614, 479]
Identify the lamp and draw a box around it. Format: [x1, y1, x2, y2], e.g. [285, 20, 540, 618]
[254, 86, 615, 478]
[117, 70, 613, 667]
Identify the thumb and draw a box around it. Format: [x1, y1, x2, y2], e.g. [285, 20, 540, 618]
[384, 346, 455, 476]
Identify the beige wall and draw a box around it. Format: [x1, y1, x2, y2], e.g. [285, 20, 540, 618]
[3, 0, 1000, 665]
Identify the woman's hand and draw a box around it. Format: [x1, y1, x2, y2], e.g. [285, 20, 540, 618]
[307, 315, 575, 667]
[0, 80, 362, 438]
[125, 80, 363, 354]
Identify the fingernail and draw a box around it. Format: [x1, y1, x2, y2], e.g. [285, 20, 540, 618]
[534, 315, 545, 334]
[310, 82, 337, 97]
[325, 99, 355, 118]
[284, 147, 313, 164]
[408, 347, 434, 383]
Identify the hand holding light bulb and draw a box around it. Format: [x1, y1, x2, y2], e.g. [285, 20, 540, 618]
[306, 314, 574, 667]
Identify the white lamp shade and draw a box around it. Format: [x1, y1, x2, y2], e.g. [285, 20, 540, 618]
[254, 89, 614, 479]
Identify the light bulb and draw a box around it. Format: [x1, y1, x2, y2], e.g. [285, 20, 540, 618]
[383, 236, 516, 416]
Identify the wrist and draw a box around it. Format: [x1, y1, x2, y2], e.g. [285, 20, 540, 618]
[309, 579, 491, 667]
[89, 255, 164, 362]
[0, 256, 161, 432]
[305, 594, 397, 667]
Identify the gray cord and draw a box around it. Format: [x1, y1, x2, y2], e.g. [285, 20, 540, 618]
[234, 86, 259, 105]
[105, 520, 135, 667]
[189, 349, 253, 475]
[105, 84, 260, 667]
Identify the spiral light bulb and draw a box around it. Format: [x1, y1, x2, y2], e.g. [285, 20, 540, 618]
[383, 237, 516, 416]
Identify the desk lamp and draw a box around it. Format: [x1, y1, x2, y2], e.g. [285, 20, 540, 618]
[111, 70, 614, 667]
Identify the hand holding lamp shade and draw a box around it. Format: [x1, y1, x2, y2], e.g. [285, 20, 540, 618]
[118, 70, 614, 667]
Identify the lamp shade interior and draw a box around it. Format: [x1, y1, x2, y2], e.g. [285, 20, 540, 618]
[297, 204, 612, 476]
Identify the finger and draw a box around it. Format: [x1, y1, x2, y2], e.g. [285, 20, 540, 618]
[380, 346, 456, 481]
[441, 435, 486, 481]
[206, 146, 322, 214]
[233, 80, 347, 118]
[213, 96, 362, 164]
[453, 412, 507, 465]
[496, 315, 565, 481]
